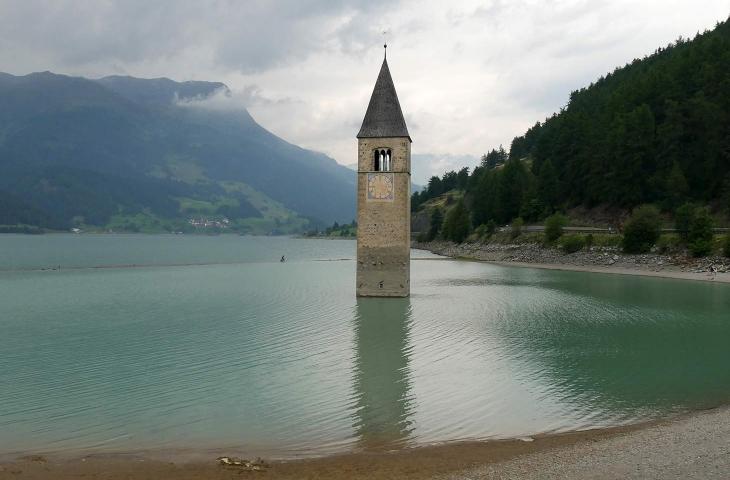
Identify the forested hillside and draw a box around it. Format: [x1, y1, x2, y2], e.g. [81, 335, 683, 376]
[0, 72, 355, 232]
[414, 17, 730, 231]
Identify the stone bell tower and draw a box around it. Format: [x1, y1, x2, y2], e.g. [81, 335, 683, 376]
[356, 50, 411, 297]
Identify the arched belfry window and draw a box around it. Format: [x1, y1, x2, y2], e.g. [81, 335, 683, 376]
[373, 149, 392, 171]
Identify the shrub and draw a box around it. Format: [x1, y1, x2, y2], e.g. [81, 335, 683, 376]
[486, 219, 497, 235]
[426, 207, 443, 241]
[689, 239, 713, 257]
[585, 233, 594, 249]
[674, 202, 697, 242]
[442, 199, 471, 243]
[688, 207, 715, 257]
[544, 213, 568, 243]
[622, 205, 662, 253]
[510, 217, 524, 239]
[474, 223, 495, 241]
[523, 232, 544, 244]
[474, 224, 488, 238]
[656, 234, 681, 254]
[592, 234, 622, 248]
[559, 234, 585, 253]
[724, 235, 730, 258]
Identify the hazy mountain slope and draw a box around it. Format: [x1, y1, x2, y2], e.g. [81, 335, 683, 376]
[0, 72, 355, 231]
[96, 75, 229, 105]
[0, 190, 60, 230]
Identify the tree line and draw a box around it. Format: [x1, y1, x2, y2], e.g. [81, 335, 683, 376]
[413, 17, 730, 255]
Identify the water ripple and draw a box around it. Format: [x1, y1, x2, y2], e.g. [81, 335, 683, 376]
[1, 237, 730, 458]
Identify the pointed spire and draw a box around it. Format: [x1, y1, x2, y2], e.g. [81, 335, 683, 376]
[357, 58, 411, 141]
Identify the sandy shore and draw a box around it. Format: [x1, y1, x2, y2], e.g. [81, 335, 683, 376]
[441, 405, 730, 480]
[2, 406, 728, 479]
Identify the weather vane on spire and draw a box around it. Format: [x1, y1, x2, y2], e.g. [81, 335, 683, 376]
[382, 30, 389, 59]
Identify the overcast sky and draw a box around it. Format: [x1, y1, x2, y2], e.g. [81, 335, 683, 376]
[1, 0, 728, 183]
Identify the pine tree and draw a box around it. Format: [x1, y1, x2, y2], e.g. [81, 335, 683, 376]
[442, 199, 471, 243]
[426, 207, 443, 241]
[456, 167, 470, 189]
[674, 202, 697, 242]
[498, 159, 529, 223]
[537, 159, 558, 213]
[722, 174, 730, 215]
[665, 161, 689, 210]
[688, 207, 715, 257]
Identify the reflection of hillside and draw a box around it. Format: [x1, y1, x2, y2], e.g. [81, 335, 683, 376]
[494, 276, 730, 415]
[352, 298, 415, 449]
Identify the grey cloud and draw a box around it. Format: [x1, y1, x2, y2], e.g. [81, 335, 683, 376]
[0, 0, 391, 75]
[175, 84, 302, 111]
[0, 1, 193, 66]
[335, 14, 383, 56]
[1, 0, 727, 182]
[240, 85, 301, 107]
[411, 153, 480, 186]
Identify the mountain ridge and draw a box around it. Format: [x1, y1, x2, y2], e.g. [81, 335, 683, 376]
[0, 71, 356, 232]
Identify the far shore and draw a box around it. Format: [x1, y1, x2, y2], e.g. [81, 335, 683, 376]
[2, 405, 729, 480]
[477, 258, 730, 284]
[413, 241, 730, 284]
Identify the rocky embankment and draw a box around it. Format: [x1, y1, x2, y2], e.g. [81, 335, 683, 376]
[413, 241, 730, 276]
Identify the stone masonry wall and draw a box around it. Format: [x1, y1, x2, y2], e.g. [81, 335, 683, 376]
[357, 137, 411, 297]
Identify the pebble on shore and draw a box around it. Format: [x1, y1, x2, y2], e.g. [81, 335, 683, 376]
[413, 241, 729, 276]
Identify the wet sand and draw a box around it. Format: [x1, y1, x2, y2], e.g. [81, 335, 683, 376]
[4, 406, 729, 480]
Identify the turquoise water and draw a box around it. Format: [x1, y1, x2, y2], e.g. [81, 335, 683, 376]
[1, 234, 729, 458]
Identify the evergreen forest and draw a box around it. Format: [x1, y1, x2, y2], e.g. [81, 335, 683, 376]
[413, 18, 730, 242]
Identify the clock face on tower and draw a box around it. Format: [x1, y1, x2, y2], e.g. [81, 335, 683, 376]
[366, 172, 394, 201]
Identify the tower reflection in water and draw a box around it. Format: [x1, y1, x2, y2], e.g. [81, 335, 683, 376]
[352, 298, 415, 450]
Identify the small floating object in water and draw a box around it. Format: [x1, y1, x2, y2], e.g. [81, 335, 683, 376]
[280, 255, 286, 262]
[217, 456, 268, 471]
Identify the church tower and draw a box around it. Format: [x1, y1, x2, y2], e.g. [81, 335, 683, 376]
[356, 51, 411, 297]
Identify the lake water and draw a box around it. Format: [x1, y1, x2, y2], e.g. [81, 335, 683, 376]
[1, 234, 729, 459]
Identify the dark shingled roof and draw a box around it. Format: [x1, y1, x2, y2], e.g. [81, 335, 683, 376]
[357, 58, 411, 141]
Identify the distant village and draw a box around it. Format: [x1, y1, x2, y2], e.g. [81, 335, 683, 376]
[187, 217, 231, 229]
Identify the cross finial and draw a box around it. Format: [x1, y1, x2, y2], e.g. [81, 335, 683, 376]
[382, 30, 388, 59]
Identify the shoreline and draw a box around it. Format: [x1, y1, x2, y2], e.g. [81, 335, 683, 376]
[2, 405, 728, 479]
[413, 241, 730, 284]
[482, 259, 730, 283]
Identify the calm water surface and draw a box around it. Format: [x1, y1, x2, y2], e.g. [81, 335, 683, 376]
[1, 234, 729, 458]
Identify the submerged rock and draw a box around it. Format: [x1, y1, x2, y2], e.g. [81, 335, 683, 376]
[217, 456, 268, 471]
